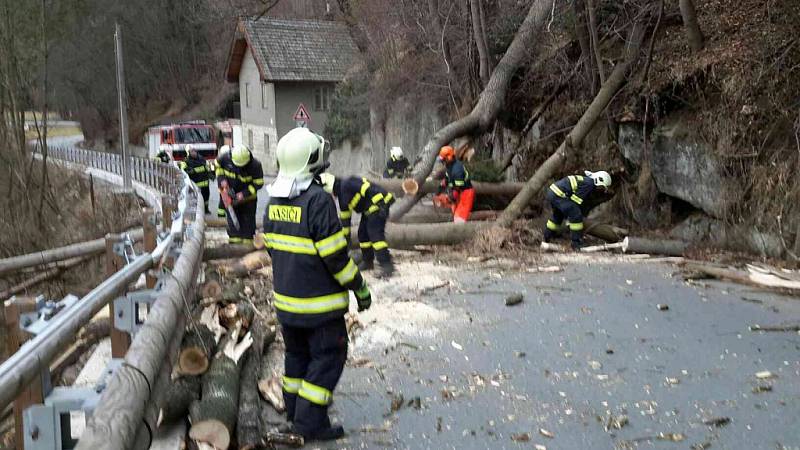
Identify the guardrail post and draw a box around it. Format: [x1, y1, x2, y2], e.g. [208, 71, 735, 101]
[4, 297, 45, 450]
[142, 208, 157, 289]
[105, 234, 131, 358]
[161, 195, 173, 231]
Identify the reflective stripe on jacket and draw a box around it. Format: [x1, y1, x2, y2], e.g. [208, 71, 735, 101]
[548, 175, 595, 205]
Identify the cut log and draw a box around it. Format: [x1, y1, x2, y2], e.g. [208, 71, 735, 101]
[398, 209, 499, 224]
[584, 220, 628, 242]
[257, 327, 282, 413]
[201, 267, 224, 300]
[189, 321, 252, 450]
[263, 432, 304, 448]
[238, 318, 268, 450]
[203, 244, 255, 261]
[220, 302, 255, 331]
[221, 280, 246, 304]
[622, 237, 688, 256]
[159, 376, 201, 425]
[177, 306, 224, 376]
[218, 251, 271, 278]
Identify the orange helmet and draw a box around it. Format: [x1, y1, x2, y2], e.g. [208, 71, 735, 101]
[439, 146, 456, 162]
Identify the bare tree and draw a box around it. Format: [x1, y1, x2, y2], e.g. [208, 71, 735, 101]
[586, 0, 605, 85]
[679, 0, 704, 51]
[572, 0, 595, 87]
[470, 0, 491, 86]
[391, 0, 556, 220]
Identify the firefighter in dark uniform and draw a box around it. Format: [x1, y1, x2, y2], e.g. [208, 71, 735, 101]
[154, 144, 171, 163]
[383, 146, 410, 179]
[178, 145, 211, 213]
[216, 145, 264, 244]
[320, 174, 396, 278]
[543, 170, 612, 249]
[264, 127, 372, 441]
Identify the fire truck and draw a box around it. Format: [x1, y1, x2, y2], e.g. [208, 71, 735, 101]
[145, 121, 218, 161]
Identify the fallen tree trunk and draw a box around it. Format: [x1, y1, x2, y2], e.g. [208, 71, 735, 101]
[50, 318, 111, 382]
[203, 244, 255, 261]
[398, 209, 500, 224]
[238, 318, 267, 450]
[0, 228, 144, 276]
[257, 327, 282, 414]
[218, 251, 271, 278]
[622, 237, 688, 256]
[682, 262, 800, 296]
[391, 0, 557, 220]
[189, 321, 252, 450]
[371, 178, 524, 198]
[497, 19, 649, 227]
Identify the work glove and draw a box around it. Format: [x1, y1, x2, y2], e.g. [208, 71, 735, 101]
[235, 191, 246, 202]
[354, 281, 372, 312]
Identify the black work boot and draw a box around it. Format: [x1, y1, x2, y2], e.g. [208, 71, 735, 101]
[376, 260, 395, 279]
[543, 228, 556, 243]
[307, 425, 345, 441]
[358, 259, 374, 271]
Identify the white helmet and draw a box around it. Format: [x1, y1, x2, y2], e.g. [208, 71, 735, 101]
[588, 170, 612, 188]
[218, 144, 230, 158]
[269, 127, 328, 198]
[231, 145, 251, 167]
[320, 173, 336, 194]
[390, 146, 404, 160]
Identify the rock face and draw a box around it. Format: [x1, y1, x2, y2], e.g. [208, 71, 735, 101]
[618, 121, 731, 218]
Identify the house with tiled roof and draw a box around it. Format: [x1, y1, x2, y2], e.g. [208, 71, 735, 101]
[225, 17, 360, 171]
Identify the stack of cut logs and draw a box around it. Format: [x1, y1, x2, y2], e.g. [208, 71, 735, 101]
[159, 257, 296, 450]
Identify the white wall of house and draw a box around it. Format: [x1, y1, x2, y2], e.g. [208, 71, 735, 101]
[239, 50, 279, 172]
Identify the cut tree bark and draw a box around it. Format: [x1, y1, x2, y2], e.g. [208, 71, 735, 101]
[177, 306, 224, 376]
[497, 18, 649, 227]
[391, 0, 557, 220]
[189, 321, 253, 450]
[238, 318, 270, 450]
[159, 375, 201, 425]
[679, 0, 704, 51]
[256, 326, 282, 413]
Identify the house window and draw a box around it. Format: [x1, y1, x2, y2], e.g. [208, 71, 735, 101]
[248, 129, 253, 149]
[313, 86, 332, 111]
[264, 133, 270, 153]
[261, 83, 269, 109]
[244, 83, 250, 108]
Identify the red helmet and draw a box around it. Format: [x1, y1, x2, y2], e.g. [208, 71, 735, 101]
[439, 146, 456, 162]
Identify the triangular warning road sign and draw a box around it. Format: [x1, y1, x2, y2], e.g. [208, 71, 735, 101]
[293, 103, 311, 121]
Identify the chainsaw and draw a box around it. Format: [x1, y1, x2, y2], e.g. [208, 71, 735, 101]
[219, 186, 240, 231]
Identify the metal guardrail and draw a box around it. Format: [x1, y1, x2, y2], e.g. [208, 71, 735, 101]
[3, 146, 206, 450]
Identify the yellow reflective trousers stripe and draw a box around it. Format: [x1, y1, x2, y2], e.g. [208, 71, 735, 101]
[546, 220, 562, 231]
[569, 222, 584, 231]
[372, 241, 388, 251]
[299, 380, 332, 405]
[283, 376, 301, 394]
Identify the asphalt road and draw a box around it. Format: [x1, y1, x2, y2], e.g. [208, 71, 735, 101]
[324, 255, 800, 450]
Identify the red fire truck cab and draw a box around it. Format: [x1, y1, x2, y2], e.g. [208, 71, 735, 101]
[146, 122, 217, 161]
